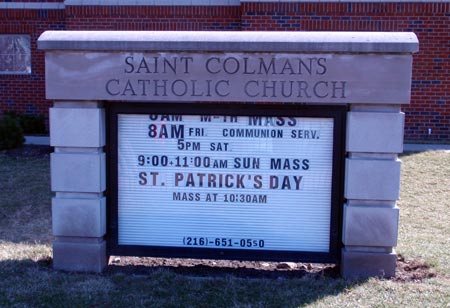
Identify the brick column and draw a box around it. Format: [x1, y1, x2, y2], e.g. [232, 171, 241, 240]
[341, 104, 405, 278]
[50, 101, 107, 272]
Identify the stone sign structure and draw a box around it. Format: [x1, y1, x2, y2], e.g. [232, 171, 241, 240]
[38, 31, 418, 278]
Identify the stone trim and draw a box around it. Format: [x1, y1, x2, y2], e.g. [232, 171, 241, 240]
[0, 2, 65, 10]
[60, 0, 450, 6]
[64, 0, 240, 5]
[38, 31, 419, 53]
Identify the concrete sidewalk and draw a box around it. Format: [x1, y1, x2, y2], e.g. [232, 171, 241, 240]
[404, 144, 450, 152]
[24, 135, 50, 146]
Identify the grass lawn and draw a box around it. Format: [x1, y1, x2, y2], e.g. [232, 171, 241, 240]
[0, 148, 449, 307]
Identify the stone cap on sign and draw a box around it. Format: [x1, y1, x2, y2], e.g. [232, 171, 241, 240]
[38, 31, 418, 53]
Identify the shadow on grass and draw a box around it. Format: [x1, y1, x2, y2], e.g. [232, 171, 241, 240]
[0, 257, 365, 308]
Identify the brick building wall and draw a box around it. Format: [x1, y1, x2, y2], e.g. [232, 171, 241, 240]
[65, 5, 241, 31]
[1, 1, 449, 142]
[240, 2, 449, 142]
[0, 4, 65, 122]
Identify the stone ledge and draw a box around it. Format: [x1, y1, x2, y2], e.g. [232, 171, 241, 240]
[346, 111, 405, 153]
[345, 158, 401, 201]
[53, 239, 107, 272]
[38, 31, 418, 53]
[341, 248, 397, 279]
[50, 107, 105, 148]
[52, 197, 106, 237]
[343, 204, 399, 247]
[64, 0, 240, 6]
[51, 152, 106, 193]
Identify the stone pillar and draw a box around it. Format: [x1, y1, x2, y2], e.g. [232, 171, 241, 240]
[342, 104, 404, 278]
[50, 101, 107, 272]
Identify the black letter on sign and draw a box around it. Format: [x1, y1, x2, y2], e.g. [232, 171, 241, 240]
[105, 79, 120, 96]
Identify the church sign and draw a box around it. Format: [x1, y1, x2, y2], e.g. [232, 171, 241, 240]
[39, 31, 418, 278]
[46, 51, 411, 104]
[108, 103, 344, 262]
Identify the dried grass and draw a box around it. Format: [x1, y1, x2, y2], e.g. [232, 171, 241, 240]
[397, 150, 450, 275]
[0, 149, 449, 307]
